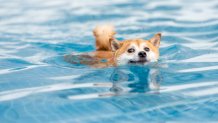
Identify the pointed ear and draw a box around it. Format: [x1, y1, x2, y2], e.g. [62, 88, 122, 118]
[149, 33, 161, 48]
[110, 38, 121, 51]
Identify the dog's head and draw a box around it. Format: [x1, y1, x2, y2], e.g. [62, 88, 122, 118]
[111, 33, 161, 65]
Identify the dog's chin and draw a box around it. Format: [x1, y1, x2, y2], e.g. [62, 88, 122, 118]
[128, 59, 148, 64]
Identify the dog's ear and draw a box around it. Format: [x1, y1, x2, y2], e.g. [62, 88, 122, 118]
[110, 38, 121, 51]
[149, 33, 161, 48]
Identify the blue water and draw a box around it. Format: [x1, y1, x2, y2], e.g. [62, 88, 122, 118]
[1, 0, 218, 122]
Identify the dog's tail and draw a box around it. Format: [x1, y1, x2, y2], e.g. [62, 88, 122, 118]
[93, 24, 116, 51]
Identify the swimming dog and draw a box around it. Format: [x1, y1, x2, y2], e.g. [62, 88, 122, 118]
[64, 25, 161, 68]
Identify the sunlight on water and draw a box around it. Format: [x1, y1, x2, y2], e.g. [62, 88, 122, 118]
[0, 0, 218, 122]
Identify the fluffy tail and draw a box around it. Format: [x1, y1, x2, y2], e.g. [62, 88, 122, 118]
[93, 24, 116, 51]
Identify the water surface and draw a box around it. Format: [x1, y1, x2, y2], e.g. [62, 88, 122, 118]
[0, 0, 218, 122]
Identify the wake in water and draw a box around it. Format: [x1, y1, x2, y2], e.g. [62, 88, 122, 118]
[0, 64, 162, 101]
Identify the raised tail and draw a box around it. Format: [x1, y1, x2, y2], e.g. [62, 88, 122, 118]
[93, 24, 116, 51]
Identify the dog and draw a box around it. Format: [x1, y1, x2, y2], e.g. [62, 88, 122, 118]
[63, 25, 162, 97]
[64, 24, 162, 68]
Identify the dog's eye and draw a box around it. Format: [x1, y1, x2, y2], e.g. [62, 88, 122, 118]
[127, 48, 135, 53]
[144, 47, 150, 52]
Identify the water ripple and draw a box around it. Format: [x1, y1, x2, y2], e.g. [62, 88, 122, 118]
[0, 0, 218, 122]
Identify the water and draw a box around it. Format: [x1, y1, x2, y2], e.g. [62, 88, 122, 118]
[0, 0, 218, 122]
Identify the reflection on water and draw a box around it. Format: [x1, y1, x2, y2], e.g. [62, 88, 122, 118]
[110, 65, 161, 93]
[0, 63, 161, 101]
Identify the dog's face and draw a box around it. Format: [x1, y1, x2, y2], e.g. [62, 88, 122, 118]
[111, 33, 161, 65]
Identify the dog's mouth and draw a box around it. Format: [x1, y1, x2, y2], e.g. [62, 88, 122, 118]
[128, 59, 148, 64]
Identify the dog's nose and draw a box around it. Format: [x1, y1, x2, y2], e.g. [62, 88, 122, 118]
[138, 51, 146, 58]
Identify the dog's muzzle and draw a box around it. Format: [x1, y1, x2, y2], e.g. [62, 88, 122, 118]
[138, 51, 146, 58]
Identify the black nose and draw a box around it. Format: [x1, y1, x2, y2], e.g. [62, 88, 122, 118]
[138, 51, 146, 58]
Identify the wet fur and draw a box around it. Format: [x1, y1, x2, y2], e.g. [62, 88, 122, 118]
[65, 25, 161, 68]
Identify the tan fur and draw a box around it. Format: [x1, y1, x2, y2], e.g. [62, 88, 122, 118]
[65, 25, 161, 68]
[93, 25, 116, 51]
[113, 39, 159, 57]
[146, 41, 159, 58]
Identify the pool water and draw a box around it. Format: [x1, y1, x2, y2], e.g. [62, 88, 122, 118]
[1, 0, 218, 122]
